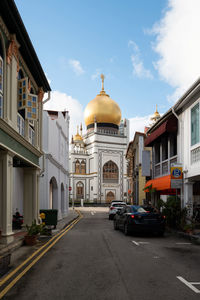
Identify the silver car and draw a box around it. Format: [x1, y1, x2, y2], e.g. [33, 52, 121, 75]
[108, 201, 127, 220]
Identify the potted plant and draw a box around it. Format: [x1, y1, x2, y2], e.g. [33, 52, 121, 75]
[24, 220, 43, 246]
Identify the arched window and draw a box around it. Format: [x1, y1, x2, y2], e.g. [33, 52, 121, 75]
[0, 38, 4, 118]
[75, 159, 80, 174]
[103, 160, 119, 183]
[81, 160, 86, 174]
[76, 181, 84, 199]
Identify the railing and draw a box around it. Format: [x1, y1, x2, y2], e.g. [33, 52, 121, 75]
[191, 146, 200, 164]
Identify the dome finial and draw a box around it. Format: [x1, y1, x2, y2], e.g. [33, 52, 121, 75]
[77, 125, 79, 135]
[101, 74, 105, 91]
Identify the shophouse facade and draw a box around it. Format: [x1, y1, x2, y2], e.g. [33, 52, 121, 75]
[173, 78, 200, 216]
[144, 111, 179, 205]
[0, 0, 50, 236]
[126, 132, 151, 205]
[39, 111, 69, 220]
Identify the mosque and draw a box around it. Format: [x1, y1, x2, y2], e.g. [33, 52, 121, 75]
[69, 75, 129, 204]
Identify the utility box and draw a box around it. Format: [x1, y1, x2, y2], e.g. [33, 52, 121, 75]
[40, 209, 58, 228]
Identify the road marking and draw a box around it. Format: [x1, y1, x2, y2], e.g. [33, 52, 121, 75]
[132, 241, 140, 246]
[139, 242, 149, 244]
[153, 256, 160, 259]
[131, 241, 149, 246]
[0, 212, 83, 299]
[0, 211, 82, 287]
[176, 243, 191, 245]
[177, 276, 200, 293]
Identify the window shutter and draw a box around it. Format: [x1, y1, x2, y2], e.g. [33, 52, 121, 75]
[18, 77, 38, 120]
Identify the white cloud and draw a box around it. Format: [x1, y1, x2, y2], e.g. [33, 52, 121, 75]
[129, 40, 153, 79]
[152, 0, 200, 102]
[69, 59, 85, 75]
[43, 90, 84, 139]
[129, 115, 152, 140]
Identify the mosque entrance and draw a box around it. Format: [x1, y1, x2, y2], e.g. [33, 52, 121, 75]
[106, 191, 115, 203]
[76, 181, 84, 200]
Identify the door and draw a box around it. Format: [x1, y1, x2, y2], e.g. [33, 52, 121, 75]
[106, 191, 115, 203]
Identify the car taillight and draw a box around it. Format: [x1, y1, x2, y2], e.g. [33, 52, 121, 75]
[110, 207, 114, 210]
[162, 215, 166, 219]
[131, 215, 135, 219]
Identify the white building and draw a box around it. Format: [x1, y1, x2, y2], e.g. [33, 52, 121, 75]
[69, 75, 129, 204]
[39, 110, 69, 220]
[173, 78, 200, 215]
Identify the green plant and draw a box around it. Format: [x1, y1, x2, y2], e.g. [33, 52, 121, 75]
[26, 220, 43, 236]
[162, 196, 182, 229]
[183, 223, 195, 232]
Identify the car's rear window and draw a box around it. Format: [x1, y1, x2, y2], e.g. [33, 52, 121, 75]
[131, 206, 147, 213]
[112, 203, 126, 207]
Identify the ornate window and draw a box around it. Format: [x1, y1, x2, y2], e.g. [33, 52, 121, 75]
[76, 181, 84, 199]
[75, 159, 80, 173]
[81, 160, 86, 174]
[103, 160, 119, 183]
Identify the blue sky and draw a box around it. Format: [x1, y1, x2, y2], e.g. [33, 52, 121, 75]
[15, 0, 200, 138]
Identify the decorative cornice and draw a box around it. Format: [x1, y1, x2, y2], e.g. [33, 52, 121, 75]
[46, 153, 69, 175]
[0, 118, 42, 157]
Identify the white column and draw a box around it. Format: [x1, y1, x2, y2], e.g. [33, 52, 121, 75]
[23, 168, 39, 226]
[184, 179, 194, 217]
[0, 152, 14, 236]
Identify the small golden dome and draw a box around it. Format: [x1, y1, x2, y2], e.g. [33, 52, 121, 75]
[150, 105, 160, 122]
[74, 133, 83, 141]
[84, 74, 121, 127]
[73, 126, 83, 142]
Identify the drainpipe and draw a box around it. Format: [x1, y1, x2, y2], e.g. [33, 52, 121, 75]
[39, 91, 51, 176]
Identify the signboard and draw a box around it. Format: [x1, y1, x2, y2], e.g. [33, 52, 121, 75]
[142, 150, 151, 177]
[170, 164, 183, 189]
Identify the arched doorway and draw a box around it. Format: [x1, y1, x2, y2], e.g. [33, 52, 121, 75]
[106, 191, 115, 203]
[76, 181, 84, 200]
[61, 183, 64, 214]
[49, 177, 58, 209]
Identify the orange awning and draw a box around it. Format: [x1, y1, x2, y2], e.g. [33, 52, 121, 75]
[144, 175, 171, 191]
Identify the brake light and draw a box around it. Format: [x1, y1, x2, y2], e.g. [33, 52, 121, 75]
[110, 207, 114, 210]
[146, 211, 150, 213]
[162, 215, 166, 219]
[131, 215, 135, 219]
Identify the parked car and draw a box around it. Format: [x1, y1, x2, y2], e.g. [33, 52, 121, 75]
[108, 202, 127, 220]
[113, 205, 165, 236]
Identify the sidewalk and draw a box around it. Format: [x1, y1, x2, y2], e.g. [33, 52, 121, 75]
[0, 208, 79, 270]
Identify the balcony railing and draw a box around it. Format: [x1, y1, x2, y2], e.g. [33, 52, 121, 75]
[191, 146, 200, 164]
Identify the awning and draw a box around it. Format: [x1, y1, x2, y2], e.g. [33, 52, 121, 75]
[144, 175, 171, 191]
[145, 117, 177, 146]
[144, 175, 180, 195]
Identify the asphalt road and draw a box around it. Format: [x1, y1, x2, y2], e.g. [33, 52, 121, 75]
[2, 208, 200, 300]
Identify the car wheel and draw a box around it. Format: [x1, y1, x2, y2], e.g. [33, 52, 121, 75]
[114, 220, 118, 230]
[109, 215, 112, 220]
[124, 223, 130, 236]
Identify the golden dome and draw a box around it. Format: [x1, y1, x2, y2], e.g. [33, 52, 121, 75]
[73, 126, 83, 142]
[84, 74, 121, 127]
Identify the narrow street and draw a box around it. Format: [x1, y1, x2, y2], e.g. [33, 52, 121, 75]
[2, 208, 200, 300]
